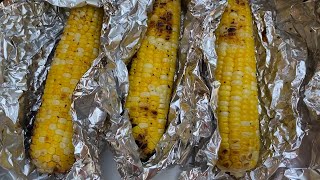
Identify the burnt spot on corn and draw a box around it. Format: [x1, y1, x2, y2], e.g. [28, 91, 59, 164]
[227, 27, 236, 36]
[137, 133, 145, 139]
[139, 105, 158, 117]
[235, 0, 246, 6]
[223, 162, 231, 168]
[135, 135, 148, 153]
[159, 2, 167, 8]
[151, 110, 158, 116]
[149, 3, 174, 40]
[233, 150, 239, 155]
[60, 93, 67, 100]
[157, 21, 164, 28]
[131, 121, 137, 128]
[140, 142, 147, 150]
[222, 149, 228, 155]
[145, 149, 156, 159]
[135, 140, 143, 148]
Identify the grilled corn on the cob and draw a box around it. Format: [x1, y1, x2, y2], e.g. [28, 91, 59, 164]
[215, 0, 260, 174]
[30, 6, 103, 173]
[125, 0, 180, 159]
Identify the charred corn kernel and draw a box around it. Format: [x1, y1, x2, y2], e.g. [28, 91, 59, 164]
[125, 0, 180, 159]
[215, 0, 260, 175]
[30, 5, 103, 173]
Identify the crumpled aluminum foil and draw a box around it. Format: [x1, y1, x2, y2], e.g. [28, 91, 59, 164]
[0, 0, 121, 179]
[1, 0, 320, 179]
[0, 0, 153, 178]
[303, 1, 320, 118]
[44, 0, 101, 8]
[1, 0, 23, 6]
[69, 0, 151, 178]
[179, 0, 320, 179]
[0, 0, 68, 179]
[71, 0, 223, 179]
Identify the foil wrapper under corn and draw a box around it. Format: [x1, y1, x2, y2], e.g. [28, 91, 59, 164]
[0, 0, 69, 179]
[0, 0, 147, 178]
[1, 0, 320, 179]
[44, 0, 101, 8]
[71, 0, 219, 178]
[0, 0, 109, 179]
[179, 0, 320, 179]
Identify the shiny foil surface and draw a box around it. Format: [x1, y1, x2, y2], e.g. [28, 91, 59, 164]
[44, 0, 101, 8]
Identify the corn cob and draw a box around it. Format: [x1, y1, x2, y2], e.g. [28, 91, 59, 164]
[215, 0, 260, 174]
[125, 0, 180, 159]
[30, 6, 103, 173]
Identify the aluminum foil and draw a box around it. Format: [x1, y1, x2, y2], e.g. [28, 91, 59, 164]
[0, 0, 155, 179]
[1, 0, 320, 179]
[1, 0, 24, 7]
[0, 0, 68, 179]
[70, 0, 224, 179]
[179, 0, 320, 179]
[70, 0, 151, 178]
[303, 0, 320, 118]
[44, 0, 101, 8]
